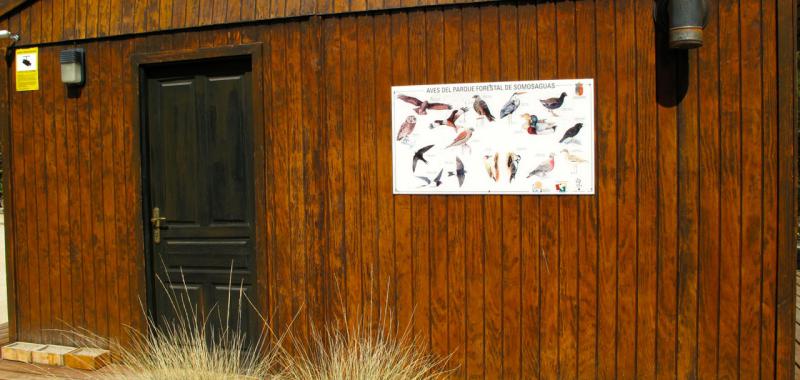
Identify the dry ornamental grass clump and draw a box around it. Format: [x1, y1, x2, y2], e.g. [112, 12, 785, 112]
[103, 273, 281, 379]
[60, 271, 451, 379]
[281, 321, 450, 380]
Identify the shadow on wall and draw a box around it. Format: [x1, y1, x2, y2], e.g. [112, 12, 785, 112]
[655, 38, 690, 108]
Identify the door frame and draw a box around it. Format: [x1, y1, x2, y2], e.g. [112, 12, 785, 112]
[132, 43, 267, 329]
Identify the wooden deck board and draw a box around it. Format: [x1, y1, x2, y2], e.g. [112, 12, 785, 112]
[0, 359, 118, 379]
[0, 360, 124, 380]
[0, 329, 119, 380]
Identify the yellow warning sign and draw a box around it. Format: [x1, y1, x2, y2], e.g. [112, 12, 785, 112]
[15, 47, 38, 91]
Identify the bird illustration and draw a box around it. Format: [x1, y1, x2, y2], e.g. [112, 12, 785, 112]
[472, 95, 495, 121]
[500, 92, 525, 119]
[396, 115, 417, 141]
[445, 127, 474, 150]
[520, 113, 557, 135]
[432, 107, 469, 130]
[527, 153, 556, 178]
[397, 94, 452, 115]
[508, 152, 521, 182]
[412, 144, 434, 172]
[417, 169, 444, 187]
[540, 92, 567, 115]
[560, 149, 587, 164]
[447, 157, 467, 187]
[559, 123, 584, 143]
[483, 153, 500, 182]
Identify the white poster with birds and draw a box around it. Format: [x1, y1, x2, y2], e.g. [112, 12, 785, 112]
[392, 78, 595, 195]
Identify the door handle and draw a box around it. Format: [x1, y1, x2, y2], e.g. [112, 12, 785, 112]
[150, 207, 167, 244]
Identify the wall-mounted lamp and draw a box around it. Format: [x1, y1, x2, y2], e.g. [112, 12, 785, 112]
[60, 48, 85, 87]
[0, 30, 19, 42]
[655, 0, 708, 49]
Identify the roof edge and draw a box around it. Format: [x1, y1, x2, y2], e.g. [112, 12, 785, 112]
[0, 0, 32, 20]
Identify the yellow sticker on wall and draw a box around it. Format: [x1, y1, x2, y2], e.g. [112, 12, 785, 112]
[15, 47, 38, 91]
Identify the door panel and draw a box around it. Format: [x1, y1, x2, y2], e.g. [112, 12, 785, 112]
[154, 282, 206, 326]
[156, 79, 200, 225]
[144, 58, 256, 343]
[206, 75, 251, 224]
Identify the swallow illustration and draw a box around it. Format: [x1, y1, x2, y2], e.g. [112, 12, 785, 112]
[559, 123, 584, 143]
[396, 115, 417, 141]
[417, 169, 444, 187]
[397, 94, 452, 115]
[472, 95, 495, 121]
[412, 144, 434, 172]
[447, 157, 467, 187]
[432, 107, 469, 130]
[500, 92, 525, 119]
[527, 153, 556, 178]
[508, 152, 521, 182]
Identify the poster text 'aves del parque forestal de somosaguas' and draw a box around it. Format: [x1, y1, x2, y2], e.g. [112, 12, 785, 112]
[392, 79, 595, 195]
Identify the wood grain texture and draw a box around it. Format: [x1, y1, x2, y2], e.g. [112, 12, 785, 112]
[614, 1, 637, 377]
[595, 0, 618, 376]
[535, 2, 558, 378]
[718, 1, 743, 378]
[2, 0, 494, 45]
[775, 0, 796, 377]
[634, 0, 657, 378]
[655, 24, 678, 380]
[696, 1, 721, 378]
[575, 1, 597, 378]
[0, 2, 794, 378]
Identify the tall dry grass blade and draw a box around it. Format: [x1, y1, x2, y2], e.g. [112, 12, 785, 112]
[280, 275, 453, 380]
[73, 266, 287, 380]
[53, 265, 453, 379]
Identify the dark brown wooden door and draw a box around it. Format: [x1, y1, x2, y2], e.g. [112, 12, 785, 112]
[143, 58, 256, 341]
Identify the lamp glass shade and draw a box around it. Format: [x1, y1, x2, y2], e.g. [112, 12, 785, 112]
[59, 48, 85, 86]
[61, 62, 82, 84]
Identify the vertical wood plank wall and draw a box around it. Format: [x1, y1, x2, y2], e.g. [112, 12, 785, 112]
[0, 0, 493, 45]
[3, 0, 796, 378]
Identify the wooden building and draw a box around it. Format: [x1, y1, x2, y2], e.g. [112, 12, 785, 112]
[0, 0, 795, 378]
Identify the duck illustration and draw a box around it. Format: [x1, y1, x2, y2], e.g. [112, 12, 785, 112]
[520, 113, 557, 135]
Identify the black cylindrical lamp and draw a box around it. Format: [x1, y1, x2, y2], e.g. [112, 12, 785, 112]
[667, 0, 707, 49]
